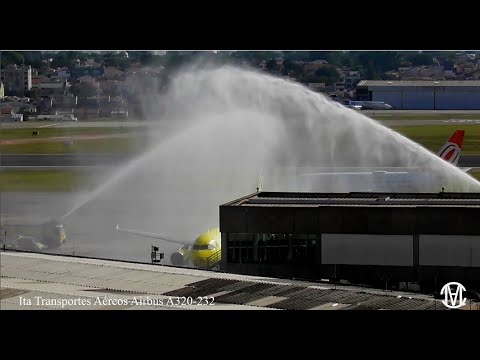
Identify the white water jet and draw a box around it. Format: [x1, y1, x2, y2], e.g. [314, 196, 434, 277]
[60, 65, 480, 262]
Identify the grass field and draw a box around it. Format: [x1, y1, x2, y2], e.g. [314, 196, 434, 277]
[0, 127, 150, 154]
[391, 124, 480, 154]
[0, 138, 149, 154]
[0, 127, 142, 140]
[0, 169, 102, 191]
[3, 122, 480, 155]
[1, 168, 479, 192]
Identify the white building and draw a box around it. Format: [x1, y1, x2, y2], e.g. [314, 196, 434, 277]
[356, 80, 480, 110]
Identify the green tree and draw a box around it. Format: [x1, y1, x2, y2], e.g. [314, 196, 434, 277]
[22, 51, 44, 68]
[260, 51, 281, 61]
[164, 52, 191, 72]
[307, 51, 329, 61]
[355, 52, 400, 73]
[0, 51, 25, 68]
[283, 51, 310, 61]
[326, 52, 353, 67]
[314, 65, 341, 85]
[266, 59, 277, 72]
[442, 58, 455, 71]
[282, 59, 303, 77]
[406, 53, 434, 66]
[104, 56, 131, 71]
[50, 52, 77, 68]
[366, 61, 381, 80]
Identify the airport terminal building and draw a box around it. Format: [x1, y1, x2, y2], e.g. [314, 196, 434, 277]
[219, 192, 480, 291]
[356, 80, 480, 110]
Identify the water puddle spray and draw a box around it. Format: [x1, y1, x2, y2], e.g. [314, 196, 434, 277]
[59, 66, 480, 261]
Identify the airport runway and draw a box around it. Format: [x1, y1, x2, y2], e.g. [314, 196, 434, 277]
[0, 121, 155, 129]
[2, 117, 480, 130]
[0, 192, 201, 264]
[2, 153, 480, 167]
[364, 110, 480, 115]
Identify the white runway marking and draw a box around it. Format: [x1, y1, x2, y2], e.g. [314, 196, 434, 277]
[442, 119, 480, 124]
[38, 123, 63, 128]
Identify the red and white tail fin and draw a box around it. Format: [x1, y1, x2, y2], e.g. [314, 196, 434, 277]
[437, 130, 464, 166]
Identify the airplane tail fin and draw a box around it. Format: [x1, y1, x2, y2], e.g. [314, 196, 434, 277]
[437, 130, 464, 166]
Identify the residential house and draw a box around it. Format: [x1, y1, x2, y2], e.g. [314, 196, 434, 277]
[334, 82, 345, 93]
[54, 67, 71, 80]
[464, 66, 477, 76]
[104, 67, 124, 80]
[100, 80, 124, 96]
[304, 60, 329, 72]
[36, 97, 54, 113]
[472, 69, 480, 80]
[456, 53, 473, 63]
[78, 95, 110, 107]
[110, 110, 128, 118]
[110, 96, 124, 104]
[0, 104, 13, 114]
[0, 100, 37, 116]
[344, 71, 361, 90]
[39, 66, 56, 78]
[35, 81, 67, 98]
[400, 66, 445, 80]
[77, 75, 96, 84]
[52, 95, 78, 108]
[70, 66, 105, 80]
[124, 71, 161, 95]
[438, 70, 454, 79]
[85, 58, 98, 66]
[307, 83, 326, 92]
[385, 70, 400, 79]
[31, 75, 50, 89]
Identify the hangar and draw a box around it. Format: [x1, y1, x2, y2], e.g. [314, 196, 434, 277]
[219, 192, 480, 292]
[355, 80, 480, 110]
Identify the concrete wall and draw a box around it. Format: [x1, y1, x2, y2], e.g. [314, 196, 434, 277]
[322, 234, 413, 266]
[435, 89, 480, 110]
[419, 235, 480, 266]
[371, 90, 402, 109]
[402, 89, 435, 110]
[220, 205, 480, 235]
[370, 86, 480, 110]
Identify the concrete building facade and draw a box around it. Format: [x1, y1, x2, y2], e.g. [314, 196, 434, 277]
[0, 64, 32, 97]
[220, 191, 480, 291]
